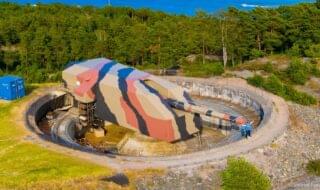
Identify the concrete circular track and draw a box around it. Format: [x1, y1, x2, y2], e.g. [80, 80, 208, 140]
[24, 77, 289, 170]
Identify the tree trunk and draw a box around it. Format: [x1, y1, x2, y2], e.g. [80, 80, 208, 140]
[221, 19, 228, 68]
[202, 38, 205, 64]
[231, 54, 235, 67]
[257, 34, 261, 51]
[223, 46, 227, 68]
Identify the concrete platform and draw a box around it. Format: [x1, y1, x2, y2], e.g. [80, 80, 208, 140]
[23, 77, 289, 170]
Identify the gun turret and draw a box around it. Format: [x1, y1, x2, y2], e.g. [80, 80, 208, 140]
[62, 58, 248, 142]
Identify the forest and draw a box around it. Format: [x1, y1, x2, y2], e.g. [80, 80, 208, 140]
[0, 1, 320, 82]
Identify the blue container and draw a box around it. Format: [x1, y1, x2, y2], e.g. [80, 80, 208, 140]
[0, 75, 25, 100]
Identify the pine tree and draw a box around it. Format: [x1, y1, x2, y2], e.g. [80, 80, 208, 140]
[316, 0, 320, 9]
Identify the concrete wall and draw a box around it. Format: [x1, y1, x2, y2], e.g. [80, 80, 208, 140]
[165, 77, 272, 131]
[25, 90, 68, 135]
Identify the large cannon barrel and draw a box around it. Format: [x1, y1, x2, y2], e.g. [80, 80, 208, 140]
[167, 99, 246, 125]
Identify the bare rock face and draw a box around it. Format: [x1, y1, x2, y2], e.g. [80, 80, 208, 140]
[185, 54, 222, 63]
[230, 70, 255, 79]
[186, 54, 197, 63]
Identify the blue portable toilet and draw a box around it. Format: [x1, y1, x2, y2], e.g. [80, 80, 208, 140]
[0, 75, 25, 100]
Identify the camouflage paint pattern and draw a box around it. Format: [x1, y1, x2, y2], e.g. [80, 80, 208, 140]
[62, 58, 244, 142]
[63, 58, 201, 142]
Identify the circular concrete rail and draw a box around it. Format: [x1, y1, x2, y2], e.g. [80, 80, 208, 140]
[24, 78, 289, 169]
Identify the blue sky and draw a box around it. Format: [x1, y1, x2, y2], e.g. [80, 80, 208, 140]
[7, 0, 315, 15]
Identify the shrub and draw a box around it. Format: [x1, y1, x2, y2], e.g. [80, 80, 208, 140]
[136, 63, 159, 70]
[247, 75, 265, 87]
[182, 62, 224, 77]
[287, 43, 301, 57]
[290, 70, 308, 85]
[250, 49, 266, 59]
[305, 44, 320, 58]
[283, 85, 317, 105]
[286, 59, 309, 85]
[48, 71, 62, 82]
[286, 59, 320, 84]
[221, 157, 271, 190]
[310, 58, 318, 65]
[263, 62, 274, 73]
[310, 64, 320, 77]
[263, 74, 285, 95]
[247, 74, 317, 105]
[307, 160, 320, 176]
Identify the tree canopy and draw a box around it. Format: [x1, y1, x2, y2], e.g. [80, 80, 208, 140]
[0, 2, 319, 82]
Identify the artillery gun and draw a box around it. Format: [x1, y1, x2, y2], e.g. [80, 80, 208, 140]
[61, 58, 246, 142]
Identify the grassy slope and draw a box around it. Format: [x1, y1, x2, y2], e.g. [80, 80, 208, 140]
[0, 86, 112, 189]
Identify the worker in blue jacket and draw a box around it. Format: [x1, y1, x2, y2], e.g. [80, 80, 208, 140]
[240, 124, 246, 136]
[241, 121, 253, 138]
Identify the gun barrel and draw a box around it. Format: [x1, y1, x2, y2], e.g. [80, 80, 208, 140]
[167, 99, 246, 125]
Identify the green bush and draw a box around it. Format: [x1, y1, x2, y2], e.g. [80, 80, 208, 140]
[247, 74, 317, 105]
[263, 74, 285, 95]
[182, 62, 224, 77]
[305, 44, 320, 58]
[286, 59, 320, 85]
[221, 157, 271, 190]
[310, 64, 320, 77]
[250, 49, 266, 59]
[263, 62, 274, 73]
[310, 58, 318, 65]
[48, 71, 62, 82]
[135, 63, 160, 70]
[307, 160, 320, 176]
[286, 59, 309, 85]
[247, 75, 265, 87]
[287, 43, 301, 57]
[283, 85, 317, 105]
[291, 70, 308, 85]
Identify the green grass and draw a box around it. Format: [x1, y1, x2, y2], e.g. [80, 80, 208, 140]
[307, 160, 320, 176]
[0, 143, 109, 188]
[0, 89, 111, 189]
[182, 62, 224, 77]
[135, 63, 160, 70]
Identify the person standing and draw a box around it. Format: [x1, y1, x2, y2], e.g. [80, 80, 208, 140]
[240, 123, 246, 137]
[240, 121, 253, 138]
[245, 121, 253, 138]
